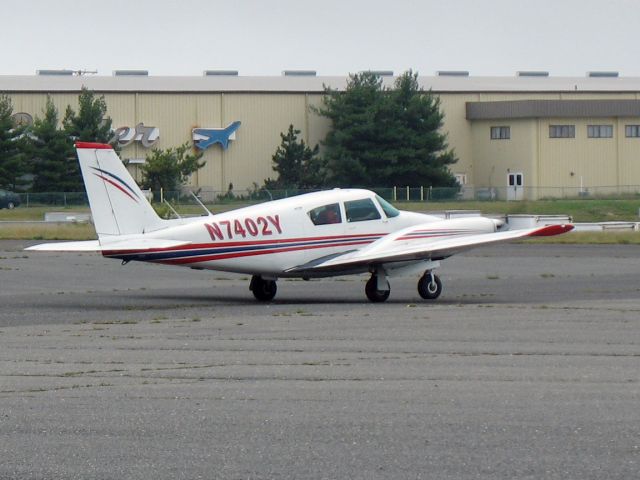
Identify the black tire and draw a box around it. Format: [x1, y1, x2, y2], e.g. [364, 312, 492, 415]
[418, 272, 442, 300]
[365, 275, 390, 303]
[7, 202, 14, 209]
[250, 275, 277, 301]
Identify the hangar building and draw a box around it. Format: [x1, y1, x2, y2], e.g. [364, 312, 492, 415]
[2, 70, 640, 200]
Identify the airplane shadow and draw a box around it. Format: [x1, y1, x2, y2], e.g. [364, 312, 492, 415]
[112, 291, 510, 307]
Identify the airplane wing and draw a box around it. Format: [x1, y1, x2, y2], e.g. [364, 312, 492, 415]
[287, 223, 573, 274]
[25, 238, 191, 252]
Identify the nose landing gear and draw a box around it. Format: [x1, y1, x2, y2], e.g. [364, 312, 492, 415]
[417, 271, 442, 300]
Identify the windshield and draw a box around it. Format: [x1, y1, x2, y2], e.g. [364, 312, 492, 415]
[375, 195, 400, 218]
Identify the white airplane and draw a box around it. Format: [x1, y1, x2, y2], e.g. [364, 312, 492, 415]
[27, 142, 574, 302]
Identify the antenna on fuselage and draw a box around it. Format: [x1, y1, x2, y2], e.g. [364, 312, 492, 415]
[190, 191, 214, 217]
[163, 200, 182, 219]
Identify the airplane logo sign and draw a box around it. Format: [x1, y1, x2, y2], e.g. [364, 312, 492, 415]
[111, 122, 160, 148]
[192, 121, 241, 150]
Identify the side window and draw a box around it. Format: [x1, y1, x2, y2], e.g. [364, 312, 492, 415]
[344, 198, 381, 223]
[308, 203, 342, 226]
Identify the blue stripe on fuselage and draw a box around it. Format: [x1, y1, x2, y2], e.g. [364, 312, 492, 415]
[104, 235, 382, 262]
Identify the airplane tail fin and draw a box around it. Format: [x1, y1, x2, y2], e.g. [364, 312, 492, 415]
[75, 142, 166, 239]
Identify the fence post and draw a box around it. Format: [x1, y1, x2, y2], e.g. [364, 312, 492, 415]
[420, 186, 424, 201]
[406, 186, 409, 201]
[393, 186, 397, 202]
[63, 193, 67, 207]
[160, 188, 164, 203]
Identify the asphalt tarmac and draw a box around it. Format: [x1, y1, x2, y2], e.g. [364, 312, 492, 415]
[1, 240, 640, 479]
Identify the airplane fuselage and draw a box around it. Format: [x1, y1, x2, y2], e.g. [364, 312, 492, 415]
[101, 189, 495, 277]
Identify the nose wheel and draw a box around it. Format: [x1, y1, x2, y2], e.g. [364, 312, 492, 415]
[418, 272, 442, 300]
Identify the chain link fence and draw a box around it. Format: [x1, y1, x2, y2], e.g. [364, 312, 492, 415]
[12, 185, 640, 208]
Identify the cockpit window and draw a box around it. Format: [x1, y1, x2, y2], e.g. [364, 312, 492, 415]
[344, 198, 381, 223]
[375, 195, 400, 218]
[308, 203, 342, 226]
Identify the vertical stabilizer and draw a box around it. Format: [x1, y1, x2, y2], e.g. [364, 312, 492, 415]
[76, 142, 165, 238]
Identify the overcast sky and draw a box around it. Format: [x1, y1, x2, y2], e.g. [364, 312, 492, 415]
[2, 0, 639, 77]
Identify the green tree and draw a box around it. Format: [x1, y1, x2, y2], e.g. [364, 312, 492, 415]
[264, 124, 323, 189]
[140, 142, 205, 192]
[317, 70, 458, 188]
[57, 87, 115, 191]
[0, 95, 29, 191]
[62, 87, 113, 143]
[28, 97, 77, 192]
[316, 72, 382, 186]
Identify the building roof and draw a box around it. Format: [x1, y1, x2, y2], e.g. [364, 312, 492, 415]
[466, 99, 640, 119]
[2, 74, 640, 94]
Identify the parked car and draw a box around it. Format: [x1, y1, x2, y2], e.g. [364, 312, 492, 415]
[0, 189, 21, 209]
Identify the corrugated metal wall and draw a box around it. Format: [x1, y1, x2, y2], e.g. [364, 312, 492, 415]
[5, 89, 640, 196]
[471, 119, 536, 199]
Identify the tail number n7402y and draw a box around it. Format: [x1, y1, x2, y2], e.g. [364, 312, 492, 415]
[204, 215, 283, 240]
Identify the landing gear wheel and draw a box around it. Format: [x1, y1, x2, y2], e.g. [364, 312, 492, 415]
[418, 272, 442, 300]
[250, 275, 277, 301]
[365, 275, 390, 303]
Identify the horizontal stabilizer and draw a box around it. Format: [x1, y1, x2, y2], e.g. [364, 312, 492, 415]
[25, 240, 102, 252]
[25, 238, 191, 252]
[99, 238, 192, 251]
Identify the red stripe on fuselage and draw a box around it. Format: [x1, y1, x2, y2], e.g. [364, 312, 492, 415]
[101, 233, 385, 256]
[395, 231, 480, 241]
[154, 239, 376, 265]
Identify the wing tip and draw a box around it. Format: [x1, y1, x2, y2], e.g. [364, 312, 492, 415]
[528, 224, 575, 237]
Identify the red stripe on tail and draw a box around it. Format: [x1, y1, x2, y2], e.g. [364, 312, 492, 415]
[75, 142, 113, 150]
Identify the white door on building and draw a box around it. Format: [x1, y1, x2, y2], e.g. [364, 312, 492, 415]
[507, 172, 524, 201]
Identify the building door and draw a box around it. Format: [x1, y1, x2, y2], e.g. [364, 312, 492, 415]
[507, 172, 524, 201]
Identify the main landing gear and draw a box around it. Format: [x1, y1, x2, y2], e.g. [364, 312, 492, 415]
[364, 269, 443, 303]
[250, 275, 278, 301]
[365, 274, 390, 303]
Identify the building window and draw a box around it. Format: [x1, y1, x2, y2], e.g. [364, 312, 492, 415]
[490, 126, 510, 140]
[626, 125, 640, 137]
[587, 125, 613, 138]
[549, 125, 575, 138]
